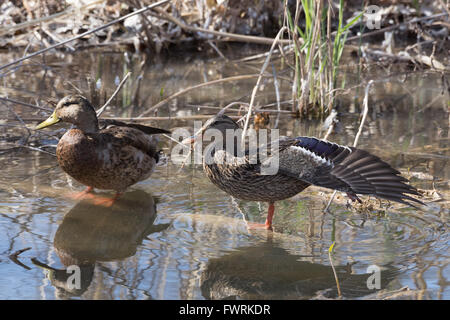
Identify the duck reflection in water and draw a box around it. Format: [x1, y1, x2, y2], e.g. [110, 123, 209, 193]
[32, 190, 169, 298]
[201, 240, 399, 300]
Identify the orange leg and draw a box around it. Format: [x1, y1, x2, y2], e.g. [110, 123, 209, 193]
[67, 186, 95, 200]
[92, 192, 123, 207]
[247, 202, 274, 231]
[265, 202, 275, 230]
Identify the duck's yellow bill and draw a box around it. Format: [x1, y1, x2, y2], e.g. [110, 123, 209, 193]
[35, 111, 60, 129]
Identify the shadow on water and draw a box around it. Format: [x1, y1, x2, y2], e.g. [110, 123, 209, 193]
[31, 190, 169, 298]
[200, 239, 399, 300]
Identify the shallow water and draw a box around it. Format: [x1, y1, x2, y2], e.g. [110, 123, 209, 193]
[0, 47, 448, 299]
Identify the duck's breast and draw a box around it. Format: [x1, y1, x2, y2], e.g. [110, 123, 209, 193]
[56, 129, 100, 185]
[57, 128, 157, 191]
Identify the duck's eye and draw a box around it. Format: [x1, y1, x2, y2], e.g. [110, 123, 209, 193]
[62, 101, 74, 107]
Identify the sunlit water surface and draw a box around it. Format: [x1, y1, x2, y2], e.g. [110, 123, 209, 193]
[0, 48, 448, 299]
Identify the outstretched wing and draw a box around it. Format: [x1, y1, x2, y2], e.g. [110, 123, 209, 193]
[275, 136, 423, 206]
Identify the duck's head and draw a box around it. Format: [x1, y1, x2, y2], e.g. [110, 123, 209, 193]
[36, 95, 99, 133]
[183, 111, 240, 145]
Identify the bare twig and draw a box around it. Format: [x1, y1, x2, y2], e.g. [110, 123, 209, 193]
[186, 104, 296, 114]
[41, 25, 75, 51]
[353, 80, 373, 148]
[272, 64, 281, 129]
[21, 145, 56, 156]
[0, 42, 31, 78]
[235, 45, 293, 62]
[323, 122, 335, 141]
[324, 190, 337, 213]
[241, 27, 287, 146]
[64, 80, 83, 95]
[96, 72, 132, 117]
[0, 97, 53, 112]
[138, 74, 267, 117]
[207, 41, 228, 61]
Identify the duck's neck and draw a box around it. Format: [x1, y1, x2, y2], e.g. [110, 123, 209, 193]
[75, 115, 99, 133]
[206, 132, 243, 160]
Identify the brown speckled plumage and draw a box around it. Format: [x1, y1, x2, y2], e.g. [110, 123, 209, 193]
[204, 156, 310, 202]
[197, 113, 423, 230]
[38, 95, 170, 193]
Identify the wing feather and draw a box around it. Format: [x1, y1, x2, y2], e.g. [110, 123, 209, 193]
[276, 137, 423, 206]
